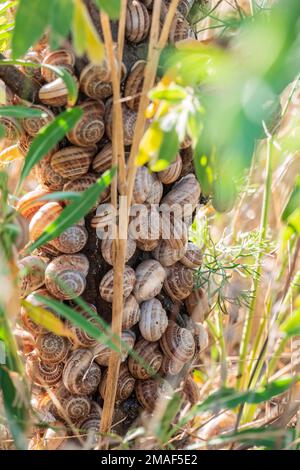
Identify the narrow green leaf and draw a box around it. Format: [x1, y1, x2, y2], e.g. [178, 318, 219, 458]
[281, 308, 300, 338]
[18, 107, 82, 190]
[27, 168, 116, 252]
[93, 0, 121, 19]
[37, 191, 81, 203]
[155, 392, 182, 444]
[0, 106, 46, 119]
[49, 0, 74, 50]
[150, 128, 179, 172]
[149, 85, 188, 103]
[11, 0, 52, 58]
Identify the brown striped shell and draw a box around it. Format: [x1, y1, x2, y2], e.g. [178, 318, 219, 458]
[99, 265, 136, 303]
[93, 330, 136, 366]
[79, 402, 102, 448]
[157, 154, 182, 184]
[132, 166, 154, 204]
[129, 204, 161, 247]
[159, 356, 185, 376]
[64, 395, 91, 422]
[139, 298, 168, 342]
[169, 12, 193, 43]
[41, 49, 75, 83]
[39, 77, 71, 107]
[18, 255, 47, 297]
[35, 332, 70, 364]
[0, 116, 23, 143]
[45, 254, 89, 300]
[20, 50, 43, 82]
[22, 105, 55, 136]
[26, 355, 64, 386]
[124, 60, 146, 111]
[20, 288, 57, 335]
[161, 174, 201, 217]
[182, 375, 200, 405]
[185, 287, 210, 323]
[146, 176, 163, 205]
[67, 100, 105, 147]
[99, 363, 135, 402]
[160, 320, 195, 363]
[180, 242, 202, 269]
[50, 224, 88, 254]
[29, 202, 62, 241]
[66, 304, 100, 348]
[14, 328, 35, 356]
[105, 101, 137, 146]
[153, 240, 187, 267]
[79, 62, 111, 100]
[163, 262, 194, 300]
[35, 152, 67, 191]
[18, 132, 33, 156]
[63, 173, 110, 206]
[161, 215, 188, 250]
[46, 252, 89, 276]
[122, 294, 140, 330]
[135, 378, 173, 412]
[133, 259, 166, 303]
[101, 236, 136, 266]
[128, 339, 163, 380]
[126, 1, 150, 43]
[50, 146, 95, 180]
[92, 143, 112, 174]
[16, 188, 51, 220]
[63, 349, 101, 396]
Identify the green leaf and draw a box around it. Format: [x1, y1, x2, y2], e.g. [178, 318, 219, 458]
[49, 0, 74, 50]
[149, 85, 188, 103]
[73, 0, 104, 63]
[37, 191, 81, 203]
[282, 176, 300, 224]
[208, 427, 293, 450]
[18, 107, 82, 190]
[0, 106, 46, 119]
[93, 0, 121, 19]
[11, 0, 52, 58]
[150, 128, 179, 172]
[27, 168, 116, 252]
[155, 392, 182, 444]
[281, 308, 300, 338]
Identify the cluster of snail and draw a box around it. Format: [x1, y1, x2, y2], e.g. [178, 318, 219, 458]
[3, 0, 212, 448]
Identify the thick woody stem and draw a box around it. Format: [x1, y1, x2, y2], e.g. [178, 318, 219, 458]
[0, 53, 40, 102]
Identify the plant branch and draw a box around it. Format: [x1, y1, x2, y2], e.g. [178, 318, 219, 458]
[0, 53, 40, 102]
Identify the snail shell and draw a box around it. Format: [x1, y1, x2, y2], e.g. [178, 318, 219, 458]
[29, 202, 62, 241]
[41, 49, 75, 83]
[39, 77, 72, 107]
[160, 215, 188, 250]
[46, 252, 89, 276]
[45, 254, 89, 300]
[35, 152, 67, 191]
[50, 224, 88, 254]
[128, 339, 163, 379]
[93, 330, 136, 366]
[67, 304, 100, 348]
[157, 154, 182, 184]
[35, 332, 70, 364]
[129, 204, 161, 248]
[99, 363, 135, 402]
[99, 265, 136, 303]
[134, 259, 166, 303]
[18, 132, 33, 156]
[0, 116, 23, 144]
[90, 203, 116, 232]
[185, 287, 210, 323]
[180, 242, 202, 269]
[159, 356, 185, 376]
[50, 146, 95, 180]
[101, 236, 136, 266]
[26, 355, 64, 386]
[153, 240, 187, 267]
[146, 176, 163, 205]
[163, 262, 194, 301]
[193, 322, 209, 354]
[124, 60, 146, 111]
[63, 349, 101, 396]
[67, 100, 105, 147]
[132, 166, 154, 204]
[14, 328, 35, 356]
[135, 378, 173, 412]
[20, 288, 57, 335]
[20, 50, 43, 82]
[122, 294, 140, 330]
[64, 395, 91, 422]
[21, 105, 55, 136]
[139, 298, 168, 341]
[16, 187, 51, 220]
[126, 1, 150, 43]
[169, 12, 193, 43]
[79, 402, 102, 448]
[160, 320, 195, 363]
[161, 174, 201, 217]
[136, 238, 160, 252]
[63, 173, 110, 206]
[92, 143, 112, 174]
[182, 375, 200, 406]
[79, 62, 111, 100]
[105, 101, 137, 146]
[18, 255, 47, 297]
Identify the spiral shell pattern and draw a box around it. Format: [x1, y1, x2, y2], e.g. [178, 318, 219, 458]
[67, 100, 105, 147]
[99, 363, 135, 402]
[63, 349, 101, 396]
[128, 339, 163, 380]
[35, 332, 70, 364]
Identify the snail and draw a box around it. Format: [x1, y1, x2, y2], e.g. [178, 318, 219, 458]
[185, 287, 210, 323]
[29, 202, 62, 241]
[153, 240, 187, 267]
[99, 363, 135, 402]
[26, 355, 64, 387]
[99, 265, 136, 303]
[122, 294, 140, 330]
[157, 154, 183, 184]
[134, 259, 166, 303]
[128, 339, 163, 379]
[93, 330, 136, 366]
[101, 235, 136, 266]
[92, 143, 113, 174]
[16, 187, 51, 220]
[163, 262, 194, 301]
[135, 378, 173, 412]
[66, 304, 101, 348]
[160, 320, 195, 363]
[124, 60, 146, 111]
[50, 224, 88, 254]
[139, 298, 168, 342]
[66, 100, 105, 147]
[63, 349, 101, 396]
[39, 77, 74, 107]
[18, 255, 47, 297]
[50, 146, 96, 180]
[41, 49, 75, 83]
[161, 174, 201, 217]
[126, 1, 150, 43]
[35, 332, 70, 364]
[180, 242, 202, 269]
[21, 105, 55, 136]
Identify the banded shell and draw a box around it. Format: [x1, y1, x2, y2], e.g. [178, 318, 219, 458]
[182, 375, 200, 406]
[0, 116, 23, 143]
[169, 12, 193, 43]
[135, 378, 173, 412]
[161, 215, 188, 250]
[18, 132, 33, 156]
[136, 238, 160, 252]
[132, 166, 154, 204]
[180, 242, 202, 268]
[153, 240, 187, 267]
[18, 255, 47, 297]
[22, 105, 55, 136]
[35, 332, 70, 364]
[14, 328, 35, 356]
[29, 202, 62, 241]
[92, 143, 112, 174]
[50, 146, 95, 180]
[134, 259, 166, 303]
[122, 294, 140, 330]
[39, 77, 71, 107]
[67, 304, 100, 348]
[160, 356, 185, 376]
[163, 262, 194, 301]
[99, 363, 135, 402]
[128, 339, 163, 379]
[90, 203, 116, 234]
[126, 1, 150, 43]
[105, 101, 137, 146]
[101, 236, 136, 266]
[46, 252, 89, 276]
[64, 395, 91, 422]
[139, 298, 168, 342]
[16, 187, 51, 220]
[63, 173, 110, 206]
[185, 287, 210, 323]
[79, 62, 111, 100]
[146, 176, 163, 205]
[93, 330, 136, 366]
[45, 254, 89, 300]
[26, 356, 64, 386]
[161, 174, 201, 217]
[50, 224, 88, 254]
[79, 402, 102, 448]
[160, 321, 195, 363]
[124, 60, 146, 111]
[99, 265, 136, 303]
[63, 349, 102, 396]
[20, 50, 42, 82]
[67, 100, 105, 147]
[36, 152, 67, 191]
[20, 288, 57, 335]
[41, 49, 75, 83]
[157, 154, 182, 184]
